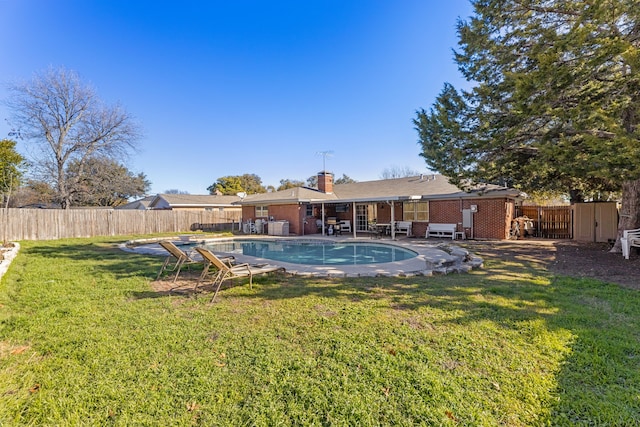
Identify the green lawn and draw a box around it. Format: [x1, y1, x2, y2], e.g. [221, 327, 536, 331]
[1, 236, 639, 426]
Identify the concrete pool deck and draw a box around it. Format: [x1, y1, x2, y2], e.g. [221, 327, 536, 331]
[122, 235, 483, 278]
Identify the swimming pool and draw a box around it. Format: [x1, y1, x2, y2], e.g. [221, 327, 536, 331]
[195, 239, 418, 266]
[122, 236, 482, 278]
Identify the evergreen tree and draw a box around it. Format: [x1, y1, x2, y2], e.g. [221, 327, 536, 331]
[415, 0, 640, 249]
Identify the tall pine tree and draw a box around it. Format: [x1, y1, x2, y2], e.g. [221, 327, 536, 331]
[415, 0, 640, 249]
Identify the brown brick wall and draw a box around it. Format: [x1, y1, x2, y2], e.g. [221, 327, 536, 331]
[243, 204, 305, 235]
[429, 200, 463, 225]
[425, 198, 514, 239]
[242, 198, 517, 239]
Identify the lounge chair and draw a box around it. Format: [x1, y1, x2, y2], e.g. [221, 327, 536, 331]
[157, 241, 201, 282]
[195, 250, 236, 290]
[194, 247, 285, 302]
[157, 241, 236, 287]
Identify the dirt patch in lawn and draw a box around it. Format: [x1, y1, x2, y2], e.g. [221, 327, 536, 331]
[151, 271, 217, 295]
[461, 239, 640, 290]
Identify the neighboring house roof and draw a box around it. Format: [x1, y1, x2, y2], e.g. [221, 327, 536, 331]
[240, 175, 523, 205]
[148, 194, 242, 209]
[115, 195, 156, 210]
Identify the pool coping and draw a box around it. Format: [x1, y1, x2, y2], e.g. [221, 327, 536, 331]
[121, 235, 483, 278]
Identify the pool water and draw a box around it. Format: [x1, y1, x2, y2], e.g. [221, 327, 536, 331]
[197, 240, 417, 266]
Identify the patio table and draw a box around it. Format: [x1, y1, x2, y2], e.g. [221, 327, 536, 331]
[376, 223, 391, 236]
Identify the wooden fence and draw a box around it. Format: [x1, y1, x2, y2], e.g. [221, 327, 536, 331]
[516, 205, 572, 239]
[1, 208, 243, 241]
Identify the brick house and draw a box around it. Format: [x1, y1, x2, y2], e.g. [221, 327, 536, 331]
[239, 172, 523, 239]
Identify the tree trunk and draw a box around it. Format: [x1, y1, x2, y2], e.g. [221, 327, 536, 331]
[610, 178, 640, 253]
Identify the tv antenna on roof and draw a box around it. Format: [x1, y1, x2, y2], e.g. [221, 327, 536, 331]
[316, 150, 334, 172]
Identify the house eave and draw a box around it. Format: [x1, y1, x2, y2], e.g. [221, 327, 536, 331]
[166, 203, 239, 208]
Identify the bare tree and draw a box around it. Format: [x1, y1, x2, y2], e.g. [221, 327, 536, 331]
[5, 67, 142, 208]
[380, 166, 421, 179]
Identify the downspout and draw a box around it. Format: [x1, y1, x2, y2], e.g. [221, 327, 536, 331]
[321, 202, 326, 236]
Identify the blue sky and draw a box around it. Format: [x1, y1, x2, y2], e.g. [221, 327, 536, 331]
[0, 0, 473, 195]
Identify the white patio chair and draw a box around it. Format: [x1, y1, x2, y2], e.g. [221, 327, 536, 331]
[622, 228, 640, 259]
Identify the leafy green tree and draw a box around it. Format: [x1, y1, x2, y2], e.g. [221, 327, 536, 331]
[415, 0, 640, 248]
[277, 179, 305, 191]
[6, 66, 141, 209]
[66, 157, 150, 206]
[207, 174, 266, 195]
[0, 139, 26, 205]
[1, 139, 27, 244]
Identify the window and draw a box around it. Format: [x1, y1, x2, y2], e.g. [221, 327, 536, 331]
[305, 204, 313, 217]
[255, 205, 269, 217]
[403, 201, 429, 221]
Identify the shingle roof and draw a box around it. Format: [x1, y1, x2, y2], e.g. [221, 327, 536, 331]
[115, 195, 156, 210]
[240, 175, 521, 205]
[151, 176, 521, 208]
[242, 187, 338, 205]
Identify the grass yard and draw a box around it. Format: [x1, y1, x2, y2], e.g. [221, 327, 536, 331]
[1, 236, 639, 426]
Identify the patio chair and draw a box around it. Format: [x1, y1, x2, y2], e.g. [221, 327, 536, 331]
[339, 220, 352, 233]
[157, 241, 202, 282]
[368, 222, 382, 239]
[194, 247, 286, 302]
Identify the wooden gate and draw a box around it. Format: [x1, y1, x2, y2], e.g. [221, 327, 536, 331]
[515, 205, 572, 239]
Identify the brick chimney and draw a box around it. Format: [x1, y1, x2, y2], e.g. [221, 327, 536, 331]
[318, 171, 333, 194]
